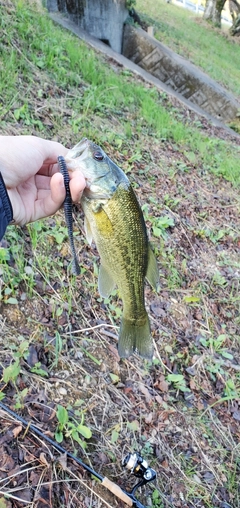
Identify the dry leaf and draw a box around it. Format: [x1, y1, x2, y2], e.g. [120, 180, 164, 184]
[13, 425, 22, 438]
[138, 383, 152, 403]
[39, 452, 50, 467]
[155, 395, 163, 404]
[57, 453, 67, 471]
[197, 400, 205, 411]
[190, 378, 196, 390]
[145, 412, 153, 424]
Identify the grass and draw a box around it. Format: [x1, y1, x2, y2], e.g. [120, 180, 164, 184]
[0, 1, 240, 507]
[136, 0, 240, 98]
[0, 1, 240, 185]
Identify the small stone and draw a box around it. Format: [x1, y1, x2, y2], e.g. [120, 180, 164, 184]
[58, 387, 67, 396]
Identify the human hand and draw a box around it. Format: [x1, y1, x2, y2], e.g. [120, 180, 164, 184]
[0, 135, 86, 226]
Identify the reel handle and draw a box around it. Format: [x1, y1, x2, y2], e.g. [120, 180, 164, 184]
[102, 477, 133, 506]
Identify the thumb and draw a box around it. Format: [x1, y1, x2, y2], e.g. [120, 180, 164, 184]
[38, 173, 66, 219]
[50, 172, 66, 208]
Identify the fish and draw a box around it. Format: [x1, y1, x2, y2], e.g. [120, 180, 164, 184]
[65, 138, 158, 359]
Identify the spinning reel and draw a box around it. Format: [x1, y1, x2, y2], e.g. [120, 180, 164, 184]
[122, 452, 157, 507]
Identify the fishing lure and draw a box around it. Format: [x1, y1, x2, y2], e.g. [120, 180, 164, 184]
[58, 155, 80, 275]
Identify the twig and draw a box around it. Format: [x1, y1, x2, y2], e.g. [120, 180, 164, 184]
[65, 323, 119, 335]
[153, 338, 173, 373]
[0, 491, 32, 504]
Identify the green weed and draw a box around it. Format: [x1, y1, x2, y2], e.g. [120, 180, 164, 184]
[167, 373, 190, 393]
[55, 403, 92, 450]
[199, 333, 233, 359]
[1, 338, 30, 407]
[0, 227, 36, 298]
[142, 204, 174, 240]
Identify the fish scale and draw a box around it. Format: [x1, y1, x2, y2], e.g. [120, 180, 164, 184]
[65, 138, 159, 359]
[85, 184, 148, 317]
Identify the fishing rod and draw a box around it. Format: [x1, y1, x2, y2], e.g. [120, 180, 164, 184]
[0, 401, 156, 508]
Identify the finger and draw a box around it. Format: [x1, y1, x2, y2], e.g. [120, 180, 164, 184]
[33, 137, 68, 162]
[33, 171, 86, 221]
[37, 162, 60, 177]
[36, 171, 86, 200]
[69, 171, 86, 202]
[35, 174, 51, 190]
[32, 138, 68, 177]
[34, 173, 66, 220]
[49, 172, 66, 208]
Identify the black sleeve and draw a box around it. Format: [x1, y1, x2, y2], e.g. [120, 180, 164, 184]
[0, 172, 13, 241]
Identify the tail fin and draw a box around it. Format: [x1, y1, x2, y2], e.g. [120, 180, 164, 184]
[118, 315, 153, 360]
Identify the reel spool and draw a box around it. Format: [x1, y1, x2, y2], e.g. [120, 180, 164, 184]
[122, 451, 156, 498]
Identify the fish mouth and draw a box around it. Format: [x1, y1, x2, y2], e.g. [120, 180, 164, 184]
[66, 137, 90, 162]
[65, 138, 115, 199]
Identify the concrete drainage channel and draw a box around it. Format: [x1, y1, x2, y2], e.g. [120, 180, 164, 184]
[47, 5, 240, 137]
[123, 24, 240, 125]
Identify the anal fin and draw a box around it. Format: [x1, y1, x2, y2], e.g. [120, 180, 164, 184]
[146, 245, 159, 290]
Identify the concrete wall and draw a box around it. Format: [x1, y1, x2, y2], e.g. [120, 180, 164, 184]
[122, 24, 240, 123]
[48, 0, 128, 54]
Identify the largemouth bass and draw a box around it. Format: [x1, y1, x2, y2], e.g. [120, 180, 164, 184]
[65, 138, 158, 359]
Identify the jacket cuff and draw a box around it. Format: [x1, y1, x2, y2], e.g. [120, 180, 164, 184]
[0, 172, 13, 241]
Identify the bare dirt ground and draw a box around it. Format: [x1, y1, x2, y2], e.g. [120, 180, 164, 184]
[1, 129, 239, 507]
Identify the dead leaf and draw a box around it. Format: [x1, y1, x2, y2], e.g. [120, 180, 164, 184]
[158, 379, 169, 392]
[154, 375, 169, 393]
[138, 383, 152, 403]
[57, 453, 67, 471]
[107, 343, 120, 361]
[97, 452, 109, 465]
[145, 412, 153, 424]
[123, 386, 133, 394]
[29, 471, 41, 484]
[155, 395, 163, 404]
[197, 400, 205, 411]
[0, 451, 15, 472]
[34, 486, 50, 506]
[233, 411, 240, 421]
[15, 488, 32, 503]
[39, 453, 50, 467]
[13, 424, 22, 438]
[0, 424, 22, 445]
[150, 300, 166, 317]
[25, 344, 39, 367]
[189, 378, 197, 390]
[161, 459, 169, 468]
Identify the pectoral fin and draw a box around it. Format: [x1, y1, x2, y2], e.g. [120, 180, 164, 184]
[84, 216, 93, 245]
[98, 264, 116, 298]
[94, 207, 113, 237]
[146, 245, 159, 290]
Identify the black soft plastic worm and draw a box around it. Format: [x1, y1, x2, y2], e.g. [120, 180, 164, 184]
[58, 156, 80, 275]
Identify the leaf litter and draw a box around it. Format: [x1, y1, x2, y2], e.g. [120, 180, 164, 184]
[0, 1, 240, 507]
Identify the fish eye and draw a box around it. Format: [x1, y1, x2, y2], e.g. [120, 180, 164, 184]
[93, 151, 104, 161]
